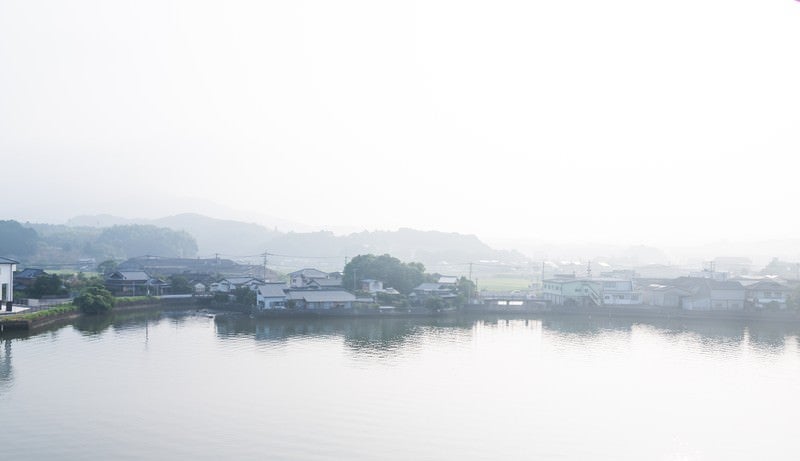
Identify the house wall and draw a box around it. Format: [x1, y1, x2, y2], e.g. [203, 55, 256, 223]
[257, 296, 286, 309]
[0, 263, 15, 303]
[709, 289, 745, 310]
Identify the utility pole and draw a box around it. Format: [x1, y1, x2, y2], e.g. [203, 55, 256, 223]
[262, 251, 268, 280]
[468, 262, 473, 304]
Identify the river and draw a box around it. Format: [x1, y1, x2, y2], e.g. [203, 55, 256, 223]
[1, 310, 799, 460]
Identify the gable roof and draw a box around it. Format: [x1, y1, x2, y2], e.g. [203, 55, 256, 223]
[222, 277, 264, 285]
[0, 257, 20, 265]
[744, 280, 791, 291]
[307, 278, 342, 287]
[258, 283, 288, 298]
[108, 271, 151, 281]
[288, 268, 330, 279]
[15, 268, 46, 279]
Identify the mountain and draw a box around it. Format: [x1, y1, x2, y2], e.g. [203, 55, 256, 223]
[60, 214, 527, 270]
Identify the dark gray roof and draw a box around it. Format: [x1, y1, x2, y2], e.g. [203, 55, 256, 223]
[108, 271, 151, 281]
[0, 257, 20, 264]
[15, 268, 46, 279]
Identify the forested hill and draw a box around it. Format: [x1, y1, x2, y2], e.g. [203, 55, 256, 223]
[60, 214, 527, 267]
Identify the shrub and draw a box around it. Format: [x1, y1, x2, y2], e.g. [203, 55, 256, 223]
[74, 286, 116, 314]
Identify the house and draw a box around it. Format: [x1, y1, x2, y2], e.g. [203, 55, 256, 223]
[640, 283, 692, 307]
[0, 257, 18, 311]
[542, 278, 602, 306]
[286, 289, 356, 309]
[288, 268, 335, 288]
[305, 278, 343, 290]
[671, 277, 746, 311]
[438, 276, 459, 287]
[412, 282, 457, 299]
[595, 278, 641, 305]
[209, 277, 265, 293]
[744, 280, 792, 309]
[105, 271, 169, 296]
[256, 283, 288, 309]
[192, 281, 207, 294]
[13, 268, 46, 291]
[360, 279, 384, 293]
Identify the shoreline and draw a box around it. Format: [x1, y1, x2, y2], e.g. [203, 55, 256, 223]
[4, 300, 800, 334]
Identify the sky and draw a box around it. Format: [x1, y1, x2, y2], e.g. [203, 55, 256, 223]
[1, 0, 799, 247]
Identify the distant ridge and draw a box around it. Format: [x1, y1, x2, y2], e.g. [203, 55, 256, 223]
[64, 213, 526, 267]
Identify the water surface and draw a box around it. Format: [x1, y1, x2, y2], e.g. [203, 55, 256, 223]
[1, 311, 799, 460]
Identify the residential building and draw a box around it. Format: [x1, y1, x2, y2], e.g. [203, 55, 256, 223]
[671, 277, 746, 311]
[289, 268, 336, 288]
[256, 283, 288, 309]
[596, 278, 640, 305]
[360, 279, 384, 293]
[744, 280, 792, 309]
[286, 289, 356, 309]
[209, 277, 265, 293]
[542, 278, 602, 306]
[105, 271, 168, 296]
[13, 268, 46, 291]
[0, 257, 18, 311]
[640, 283, 692, 307]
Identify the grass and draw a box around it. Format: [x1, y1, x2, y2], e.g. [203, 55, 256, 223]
[116, 296, 155, 305]
[1, 303, 78, 322]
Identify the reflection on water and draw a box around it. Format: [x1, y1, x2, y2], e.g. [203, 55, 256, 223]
[2, 309, 800, 460]
[0, 340, 11, 390]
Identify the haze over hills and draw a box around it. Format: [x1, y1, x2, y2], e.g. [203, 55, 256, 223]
[56, 213, 528, 269]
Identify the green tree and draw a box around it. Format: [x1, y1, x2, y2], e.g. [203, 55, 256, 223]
[97, 259, 118, 276]
[232, 286, 256, 306]
[343, 254, 426, 295]
[424, 296, 445, 311]
[74, 286, 116, 314]
[169, 275, 192, 294]
[29, 274, 67, 298]
[97, 225, 198, 258]
[0, 220, 38, 257]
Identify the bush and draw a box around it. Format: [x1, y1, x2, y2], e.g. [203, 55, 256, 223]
[74, 286, 116, 314]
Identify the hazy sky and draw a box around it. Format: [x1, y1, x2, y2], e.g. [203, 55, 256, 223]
[2, 0, 799, 246]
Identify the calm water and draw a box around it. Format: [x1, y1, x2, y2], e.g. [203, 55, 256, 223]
[2, 310, 799, 460]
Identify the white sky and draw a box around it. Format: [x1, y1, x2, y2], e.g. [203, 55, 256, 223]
[1, 0, 799, 246]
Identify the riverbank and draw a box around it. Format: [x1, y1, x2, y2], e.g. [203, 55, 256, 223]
[0, 297, 201, 332]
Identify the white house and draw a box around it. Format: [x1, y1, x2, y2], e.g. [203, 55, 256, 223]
[288, 268, 334, 288]
[210, 277, 265, 293]
[744, 280, 792, 309]
[256, 283, 288, 309]
[0, 257, 18, 312]
[360, 279, 384, 293]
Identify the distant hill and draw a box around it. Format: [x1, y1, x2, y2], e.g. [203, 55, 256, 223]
[62, 214, 527, 270]
[69, 213, 281, 257]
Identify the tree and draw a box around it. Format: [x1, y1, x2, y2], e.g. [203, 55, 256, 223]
[97, 225, 198, 258]
[425, 296, 445, 312]
[97, 260, 118, 276]
[232, 286, 256, 306]
[169, 275, 192, 294]
[343, 254, 426, 295]
[28, 274, 67, 298]
[0, 220, 38, 257]
[74, 286, 116, 314]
